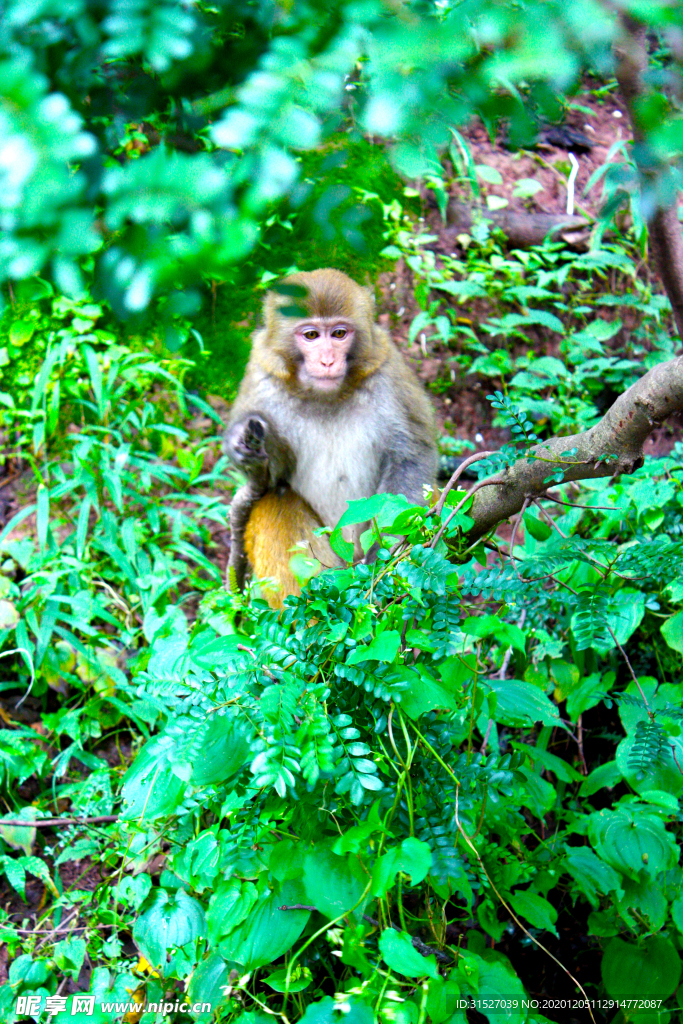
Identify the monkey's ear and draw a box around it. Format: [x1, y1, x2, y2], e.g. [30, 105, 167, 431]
[363, 286, 377, 315]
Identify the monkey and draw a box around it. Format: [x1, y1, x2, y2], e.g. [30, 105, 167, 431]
[224, 268, 438, 607]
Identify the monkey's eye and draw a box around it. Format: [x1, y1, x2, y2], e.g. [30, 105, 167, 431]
[302, 329, 319, 341]
[331, 328, 347, 339]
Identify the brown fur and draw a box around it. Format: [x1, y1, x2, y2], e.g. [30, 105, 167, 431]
[244, 490, 344, 608]
[225, 268, 438, 609]
[252, 269, 391, 393]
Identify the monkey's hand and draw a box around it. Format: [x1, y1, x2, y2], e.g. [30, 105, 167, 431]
[224, 415, 269, 467]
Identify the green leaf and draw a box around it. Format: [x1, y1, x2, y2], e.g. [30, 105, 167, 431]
[671, 895, 683, 934]
[346, 630, 401, 665]
[602, 936, 681, 1001]
[512, 177, 543, 198]
[617, 877, 667, 932]
[563, 847, 623, 908]
[133, 889, 206, 970]
[523, 511, 552, 541]
[463, 615, 526, 653]
[330, 493, 415, 560]
[218, 880, 310, 969]
[189, 719, 252, 786]
[303, 847, 368, 920]
[299, 999, 374, 1024]
[467, 950, 528, 1023]
[580, 760, 622, 796]
[379, 929, 440, 980]
[486, 195, 508, 210]
[371, 838, 432, 897]
[399, 664, 463, 720]
[588, 807, 679, 880]
[616, 731, 683, 797]
[9, 320, 35, 346]
[207, 879, 258, 943]
[661, 609, 683, 652]
[120, 735, 187, 819]
[475, 165, 503, 185]
[54, 938, 86, 980]
[186, 953, 231, 1018]
[484, 678, 561, 728]
[263, 967, 312, 993]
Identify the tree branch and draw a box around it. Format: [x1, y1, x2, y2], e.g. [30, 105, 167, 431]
[464, 355, 683, 541]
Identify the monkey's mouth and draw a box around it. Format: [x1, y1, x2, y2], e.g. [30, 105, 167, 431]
[300, 368, 345, 390]
[311, 375, 344, 389]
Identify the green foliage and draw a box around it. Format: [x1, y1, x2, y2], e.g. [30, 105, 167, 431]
[5, 0, 683, 1020]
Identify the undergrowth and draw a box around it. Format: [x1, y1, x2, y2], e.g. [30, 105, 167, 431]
[1, 214, 683, 1024]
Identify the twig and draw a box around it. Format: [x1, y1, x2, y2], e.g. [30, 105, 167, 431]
[544, 494, 618, 512]
[431, 451, 495, 517]
[430, 477, 503, 548]
[278, 905, 452, 964]
[453, 789, 597, 1024]
[0, 815, 118, 828]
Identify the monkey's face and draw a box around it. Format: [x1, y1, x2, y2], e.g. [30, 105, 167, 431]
[293, 320, 355, 392]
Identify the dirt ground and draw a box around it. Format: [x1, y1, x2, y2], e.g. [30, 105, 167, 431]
[373, 86, 682, 457]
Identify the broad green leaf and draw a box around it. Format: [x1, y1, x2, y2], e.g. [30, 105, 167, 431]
[425, 973, 464, 1024]
[475, 165, 503, 184]
[588, 808, 679, 880]
[269, 839, 306, 881]
[218, 880, 309, 969]
[523, 510, 552, 541]
[566, 672, 610, 720]
[468, 950, 528, 1024]
[133, 889, 206, 970]
[379, 929, 440, 980]
[9, 320, 35, 346]
[263, 967, 312, 993]
[662, 609, 683, 653]
[580, 760, 622, 796]
[207, 879, 258, 943]
[186, 953, 232, 1018]
[54, 938, 86, 980]
[371, 838, 432, 897]
[602, 936, 681, 1001]
[484, 678, 561, 728]
[563, 847, 623, 908]
[189, 719, 252, 786]
[508, 891, 558, 936]
[463, 615, 526, 653]
[300, 998, 375, 1024]
[671, 895, 683, 934]
[617, 878, 667, 932]
[303, 847, 368, 920]
[120, 735, 186, 819]
[330, 494, 413, 559]
[347, 630, 401, 665]
[616, 732, 683, 797]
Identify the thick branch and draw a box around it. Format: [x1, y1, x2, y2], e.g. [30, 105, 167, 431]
[465, 356, 683, 541]
[613, 13, 683, 340]
[444, 203, 591, 249]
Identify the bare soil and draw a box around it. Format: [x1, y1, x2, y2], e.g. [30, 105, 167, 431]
[375, 86, 682, 457]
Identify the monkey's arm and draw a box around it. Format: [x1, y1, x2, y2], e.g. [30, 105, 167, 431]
[224, 414, 296, 590]
[375, 438, 438, 506]
[359, 440, 437, 565]
[223, 413, 295, 487]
